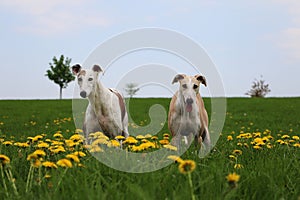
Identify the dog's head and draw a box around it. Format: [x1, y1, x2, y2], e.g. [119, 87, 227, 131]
[72, 64, 103, 98]
[172, 74, 207, 112]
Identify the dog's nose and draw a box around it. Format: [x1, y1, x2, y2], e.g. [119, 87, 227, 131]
[80, 91, 87, 98]
[186, 98, 193, 104]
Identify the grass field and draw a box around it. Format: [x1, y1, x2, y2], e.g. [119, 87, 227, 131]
[0, 98, 299, 200]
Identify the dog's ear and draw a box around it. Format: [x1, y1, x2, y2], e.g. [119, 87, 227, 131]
[195, 75, 207, 87]
[92, 65, 103, 73]
[72, 64, 81, 75]
[172, 74, 185, 84]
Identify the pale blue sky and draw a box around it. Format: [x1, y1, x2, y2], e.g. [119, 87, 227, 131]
[1, 0, 300, 99]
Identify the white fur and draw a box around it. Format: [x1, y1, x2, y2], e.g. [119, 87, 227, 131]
[73, 65, 129, 141]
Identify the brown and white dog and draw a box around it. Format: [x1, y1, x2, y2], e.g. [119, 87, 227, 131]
[168, 74, 210, 153]
[72, 64, 129, 141]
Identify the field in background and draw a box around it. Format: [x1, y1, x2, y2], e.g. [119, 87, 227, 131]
[0, 98, 299, 199]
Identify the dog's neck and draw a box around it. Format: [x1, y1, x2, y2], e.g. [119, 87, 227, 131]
[88, 80, 108, 106]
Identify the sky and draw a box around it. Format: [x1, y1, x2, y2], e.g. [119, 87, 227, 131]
[0, 0, 300, 99]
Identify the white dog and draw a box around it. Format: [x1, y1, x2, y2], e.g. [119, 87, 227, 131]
[168, 74, 210, 152]
[72, 64, 129, 140]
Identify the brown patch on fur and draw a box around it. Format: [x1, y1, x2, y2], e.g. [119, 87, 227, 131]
[109, 89, 126, 121]
[168, 91, 178, 136]
[78, 70, 86, 76]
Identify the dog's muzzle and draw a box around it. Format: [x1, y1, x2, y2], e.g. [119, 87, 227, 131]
[186, 98, 193, 112]
[80, 91, 87, 98]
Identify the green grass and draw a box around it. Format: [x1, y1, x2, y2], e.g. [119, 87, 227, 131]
[0, 98, 299, 200]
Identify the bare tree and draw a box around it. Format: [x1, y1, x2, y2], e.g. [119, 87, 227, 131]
[245, 76, 271, 98]
[124, 83, 139, 98]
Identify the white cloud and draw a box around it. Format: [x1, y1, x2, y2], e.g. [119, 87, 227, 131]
[1, 0, 112, 36]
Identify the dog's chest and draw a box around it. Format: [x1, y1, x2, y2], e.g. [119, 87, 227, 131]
[172, 111, 201, 136]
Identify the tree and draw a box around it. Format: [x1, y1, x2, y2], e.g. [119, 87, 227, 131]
[124, 83, 140, 98]
[245, 76, 271, 98]
[45, 55, 75, 99]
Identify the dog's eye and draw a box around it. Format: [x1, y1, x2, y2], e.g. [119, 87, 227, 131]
[78, 78, 82, 82]
[182, 84, 187, 89]
[88, 78, 93, 81]
[193, 84, 198, 89]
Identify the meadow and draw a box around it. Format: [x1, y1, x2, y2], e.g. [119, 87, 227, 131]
[0, 98, 299, 200]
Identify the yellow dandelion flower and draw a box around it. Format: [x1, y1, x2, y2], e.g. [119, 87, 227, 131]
[32, 159, 42, 168]
[108, 140, 121, 148]
[89, 145, 104, 153]
[72, 151, 86, 157]
[136, 135, 145, 140]
[178, 160, 196, 174]
[49, 146, 66, 154]
[232, 149, 242, 155]
[141, 139, 149, 143]
[51, 140, 64, 146]
[75, 129, 83, 133]
[292, 136, 299, 140]
[66, 154, 80, 163]
[0, 154, 10, 165]
[276, 139, 286, 145]
[97, 135, 110, 141]
[92, 138, 109, 146]
[57, 159, 72, 168]
[130, 145, 141, 152]
[34, 149, 46, 155]
[124, 136, 138, 145]
[226, 172, 240, 185]
[262, 136, 269, 142]
[281, 135, 290, 139]
[70, 134, 84, 142]
[44, 174, 51, 179]
[65, 139, 77, 147]
[167, 155, 184, 163]
[27, 149, 46, 160]
[159, 139, 169, 145]
[234, 164, 244, 169]
[37, 142, 49, 148]
[253, 138, 265, 146]
[227, 135, 233, 141]
[2, 141, 13, 146]
[144, 134, 152, 139]
[53, 132, 63, 138]
[253, 145, 261, 149]
[139, 142, 155, 150]
[78, 163, 85, 168]
[33, 135, 43, 142]
[151, 136, 158, 141]
[42, 161, 58, 169]
[229, 155, 237, 160]
[115, 135, 125, 140]
[293, 143, 300, 148]
[14, 142, 30, 148]
[237, 142, 243, 146]
[163, 133, 170, 137]
[267, 135, 273, 140]
[92, 132, 106, 138]
[253, 132, 261, 138]
[27, 153, 37, 161]
[163, 144, 178, 151]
